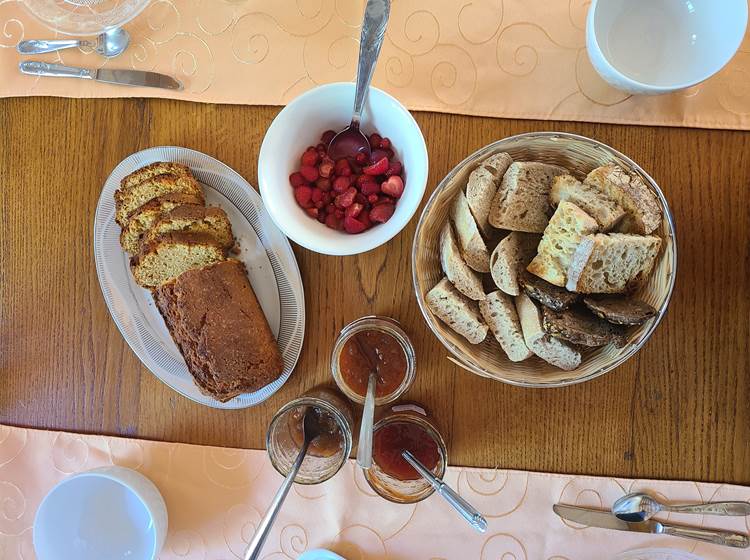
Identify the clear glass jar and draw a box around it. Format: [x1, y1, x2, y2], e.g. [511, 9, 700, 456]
[266, 387, 353, 485]
[364, 403, 447, 504]
[330, 316, 416, 406]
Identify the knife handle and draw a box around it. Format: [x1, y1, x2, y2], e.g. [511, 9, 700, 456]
[19, 61, 94, 80]
[661, 523, 749, 548]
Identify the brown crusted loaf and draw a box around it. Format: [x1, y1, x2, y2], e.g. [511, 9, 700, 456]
[155, 260, 283, 402]
[131, 231, 226, 288]
[583, 296, 658, 326]
[115, 173, 203, 226]
[142, 205, 234, 251]
[120, 161, 192, 191]
[119, 193, 206, 254]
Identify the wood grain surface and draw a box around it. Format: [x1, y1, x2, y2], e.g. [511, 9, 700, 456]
[0, 97, 748, 485]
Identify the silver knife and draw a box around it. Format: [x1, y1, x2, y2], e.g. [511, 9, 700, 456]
[19, 61, 182, 90]
[553, 504, 749, 549]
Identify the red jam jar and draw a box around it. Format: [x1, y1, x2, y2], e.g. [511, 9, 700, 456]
[330, 316, 416, 405]
[364, 403, 447, 503]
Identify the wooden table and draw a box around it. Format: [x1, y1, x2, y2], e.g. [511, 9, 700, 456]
[1, 97, 748, 486]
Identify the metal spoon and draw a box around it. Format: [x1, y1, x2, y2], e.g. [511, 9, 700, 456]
[356, 370, 377, 469]
[243, 408, 324, 560]
[327, 0, 390, 160]
[402, 450, 487, 533]
[17, 27, 130, 58]
[613, 492, 750, 523]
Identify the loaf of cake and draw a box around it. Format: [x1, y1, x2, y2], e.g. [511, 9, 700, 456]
[154, 259, 284, 402]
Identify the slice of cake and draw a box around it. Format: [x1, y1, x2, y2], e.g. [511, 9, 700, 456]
[115, 174, 203, 226]
[120, 161, 192, 190]
[142, 205, 234, 251]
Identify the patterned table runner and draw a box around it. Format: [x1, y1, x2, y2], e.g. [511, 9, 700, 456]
[0, 1, 749, 129]
[0, 424, 748, 559]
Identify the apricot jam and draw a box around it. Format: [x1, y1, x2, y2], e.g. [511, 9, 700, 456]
[372, 421, 440, 481]
[287, 406, 343, 458]
[339, 329, 407, 399]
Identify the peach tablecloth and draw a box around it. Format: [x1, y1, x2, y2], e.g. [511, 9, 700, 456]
[1, 424, 749, 559]
[1, 1, 750, 129]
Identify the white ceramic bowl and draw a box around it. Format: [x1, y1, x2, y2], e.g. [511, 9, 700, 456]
[33, 466, 168, 560]
[258, 82, 428, 256]
[587, 0, 748, 94]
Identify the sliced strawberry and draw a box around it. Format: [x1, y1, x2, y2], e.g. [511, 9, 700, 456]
[301, 149, 319, 167]
[332, 175, 351, 193]
[367, 193, 379, 204]
[311, 189, 324, 204]
[370, 202, 395, 223]
[363, 157, 389, 176]
[289, 172, 306, 187]
[385, 161, 402, 177]
[360, 180, 380, 196]
[334, 158, 352, 177]
[358, 208, 372, 229]
[305, 207, 319, 218]
[315, 177, 331, 191]
[318, 158, 334, 178]
[345, 203, 364, 219]
[335, 187, 357, 208]
[344, 215, 367, 234]
[379, 137, 391, 149]
[325, 213, 341, 230]
[355, 152, 369, 165]
[381, 176, 404, 198]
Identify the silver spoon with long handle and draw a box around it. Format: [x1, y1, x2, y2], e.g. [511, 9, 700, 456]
[402, 450, 487, 533]
[613, 492, 750, 523]
[17, 27, 130, 58]
[243, 409, 322, 560]
[356, 371, 377, 469]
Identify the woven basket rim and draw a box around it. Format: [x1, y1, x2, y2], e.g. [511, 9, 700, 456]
[411, 131, 678, 388]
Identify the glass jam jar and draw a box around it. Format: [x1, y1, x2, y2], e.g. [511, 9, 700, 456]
[331, 316, 416, 406]
[364, 403, 447, 504]
[266, 387, 353, 485]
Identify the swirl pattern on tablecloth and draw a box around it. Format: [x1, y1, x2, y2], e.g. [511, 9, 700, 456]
[1, 0, 749, 128]
[0, 425, 749, 559]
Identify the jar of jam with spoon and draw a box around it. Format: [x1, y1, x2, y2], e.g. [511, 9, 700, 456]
[364, 402, 447, 503]
[331, 316, 416, 405]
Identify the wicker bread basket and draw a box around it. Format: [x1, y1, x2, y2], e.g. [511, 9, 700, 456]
[412, 132, 677, 387]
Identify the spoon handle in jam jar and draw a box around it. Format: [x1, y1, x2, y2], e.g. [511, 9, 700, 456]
[356, 371, 377, 469]
[402, 451, 488, 534]
[352, 0, 390, 126]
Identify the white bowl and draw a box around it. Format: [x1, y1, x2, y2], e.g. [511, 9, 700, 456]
[258, 82, 428, 256]
[587, 0, 748, 94]
[33, 466, 168, 560]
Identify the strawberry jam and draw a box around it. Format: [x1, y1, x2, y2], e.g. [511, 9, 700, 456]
[372, 421, 440, 481]
[339, 329, 407, 399]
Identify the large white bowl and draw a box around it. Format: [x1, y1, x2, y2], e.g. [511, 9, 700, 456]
[258, 83, 428, 256]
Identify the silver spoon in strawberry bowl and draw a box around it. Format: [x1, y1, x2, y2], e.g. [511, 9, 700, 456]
[327, 0, 390, 161]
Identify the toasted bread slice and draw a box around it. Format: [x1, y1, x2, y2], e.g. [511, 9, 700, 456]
[119, 193, 206, 254]
[583, 296, 658, 325]
[585, 164, 661, 234]
[489, 232, 540, 296]
[451, 191, 490, 272]
[426, 277, 488, 344]
[143, 205, 234, 251]
[551, 174, 625, 231]
[566, 233, 662, 294]
[466, 152, 513, 236]
[439, 223, 486, 301]
[120, 162, 192, 191]
[527, 201, 598, 287]
[488, 162, 568, 233]
[479, 290, 532, 361]
[542, 306, 626, 347]
[515, 293, 581, 370]
[115, 174, 204, 227]
[131, 231, 226, 289]
[518, 269, 579, 311]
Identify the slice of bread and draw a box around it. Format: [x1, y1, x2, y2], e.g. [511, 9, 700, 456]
[131, 231, 226, 289]
[489, 161, 568, 232]
[466, 152, 512, 236]
[542, 306, 626, 347]
[527, 201, 599, 287]
[551, 174, 625, 231]
[451, 191, 490, 272]
[426, 277, 488, 344]
[120, 161, 192, 191]
[115, 174, 204, 227]
[142, 205, 234, 251]
[566, 233, 662, 294]
[515, 293, 581, 370]
[585, 164, 661, 234]
[582, 296, 658, 326]
[439, 223, 486, 301]
[119, 193, 206, 254]
[479, 290, 532, 361]
[489, 232, 540, 296]
[518, 269, 579, 311]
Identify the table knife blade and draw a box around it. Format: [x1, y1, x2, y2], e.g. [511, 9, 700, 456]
[94, 68, 182, 90]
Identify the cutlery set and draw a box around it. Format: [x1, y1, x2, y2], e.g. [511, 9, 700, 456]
[16, 27, 182, 90]
[554, 493, 750, 549]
